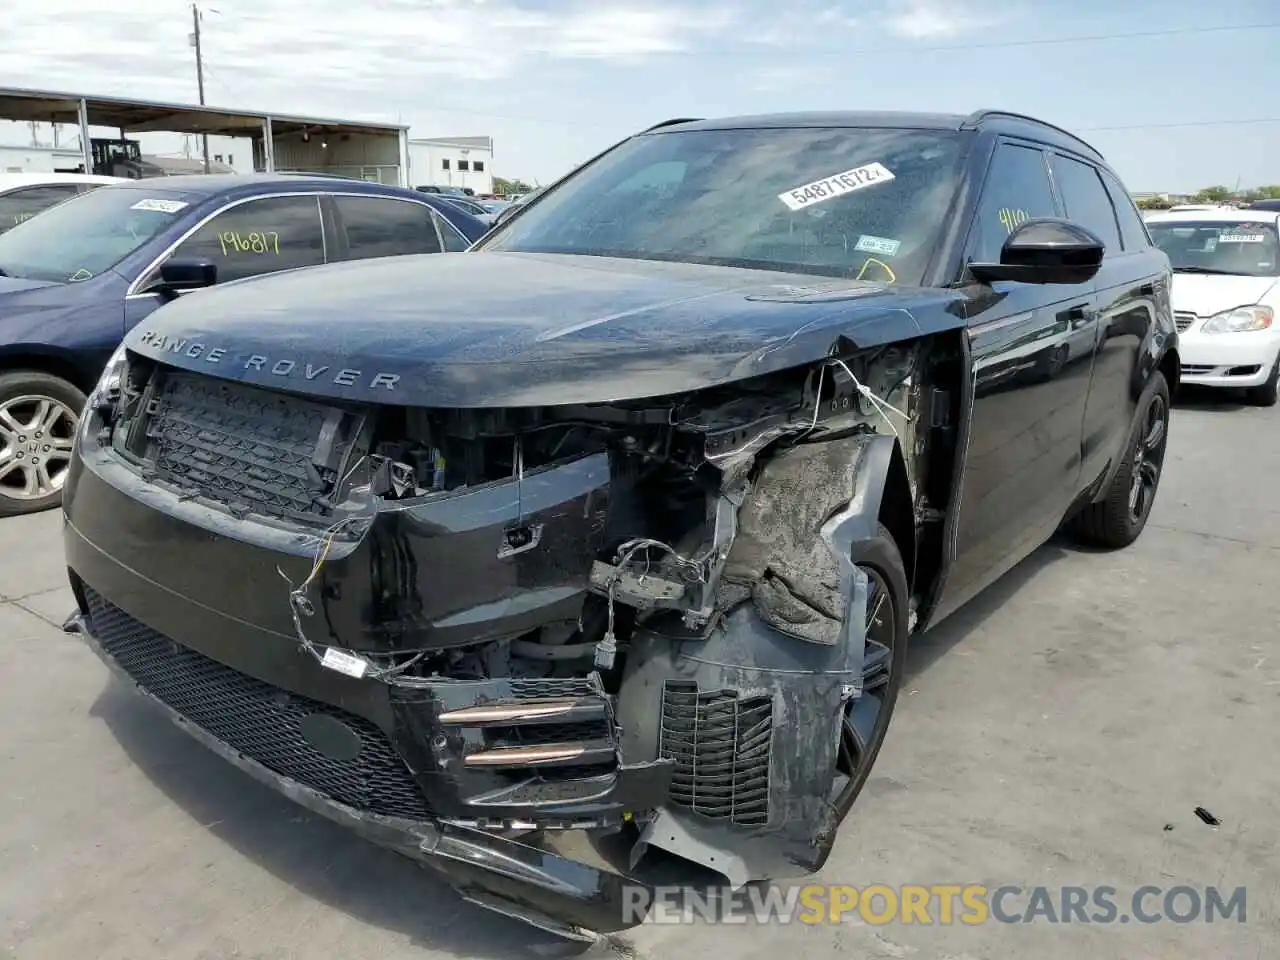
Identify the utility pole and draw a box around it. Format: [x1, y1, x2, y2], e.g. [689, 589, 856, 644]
[191, 2, 210, 173]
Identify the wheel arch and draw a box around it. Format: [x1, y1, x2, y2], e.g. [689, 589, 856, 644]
[0, 347, 98, 398]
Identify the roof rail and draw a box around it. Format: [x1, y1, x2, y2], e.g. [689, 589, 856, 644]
[643, 117, 704, 132]
[961, 109, 1104, 159]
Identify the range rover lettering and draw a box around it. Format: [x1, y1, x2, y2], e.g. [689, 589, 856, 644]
[62, 110, 1177, 944]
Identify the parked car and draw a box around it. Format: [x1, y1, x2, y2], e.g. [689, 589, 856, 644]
[0, 173, 488, 516]
[0, 172, 124, 235]
[1247, 199, 1280, 212]
[414, 184, 470, 197]
[435, 194, 496, 225]
[1146, 208, 1280, 404]
[63, 110, 1176, 944]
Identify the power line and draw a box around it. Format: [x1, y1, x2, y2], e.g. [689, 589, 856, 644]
[390, 20, 1280, 60]
[1078, 117, 1280, 132]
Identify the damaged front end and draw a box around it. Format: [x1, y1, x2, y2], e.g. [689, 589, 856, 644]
[64, 335, 956, 939]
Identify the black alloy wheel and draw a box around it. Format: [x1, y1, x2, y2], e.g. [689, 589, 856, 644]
[833, 523, 909, 818]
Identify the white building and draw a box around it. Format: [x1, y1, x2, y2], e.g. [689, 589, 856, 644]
[407, 136, 494, 194]
[0, 143, 87, 173]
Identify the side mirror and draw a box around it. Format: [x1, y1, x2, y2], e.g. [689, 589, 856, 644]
[158, 257, 217, 294]
[969, 219, 1104, 286]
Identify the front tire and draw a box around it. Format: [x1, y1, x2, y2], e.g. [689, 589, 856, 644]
[832, 522, 910, 818]
[0, 371, 85, 517]
[1070, 371, 1170, 549]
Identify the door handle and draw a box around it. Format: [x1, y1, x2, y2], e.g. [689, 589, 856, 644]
[1062, 304, 1094, 330]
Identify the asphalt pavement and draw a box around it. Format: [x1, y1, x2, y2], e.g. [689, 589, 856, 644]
[2, 388, 1277, 960]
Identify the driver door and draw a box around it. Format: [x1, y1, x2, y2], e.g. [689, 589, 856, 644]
[938, 140, 1100, 619]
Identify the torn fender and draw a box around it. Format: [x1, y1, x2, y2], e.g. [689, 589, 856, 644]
[615, 434, 904, 886]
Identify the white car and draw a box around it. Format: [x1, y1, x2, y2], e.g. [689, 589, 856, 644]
[1146, 209, 1280, 405]
[0, 172, 125, 235]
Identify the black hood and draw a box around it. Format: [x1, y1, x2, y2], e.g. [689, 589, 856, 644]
[125, 252, 964, 407]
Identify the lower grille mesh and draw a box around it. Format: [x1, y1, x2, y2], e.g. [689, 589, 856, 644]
[84, 588, 430, 820]
[659, 681, 773, 826]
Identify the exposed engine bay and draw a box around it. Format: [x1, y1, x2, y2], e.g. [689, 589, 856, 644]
[66, 333, 962, 939]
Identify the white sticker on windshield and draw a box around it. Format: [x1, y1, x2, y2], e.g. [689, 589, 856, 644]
[779, 163, 895, 211]
[855, 234, 902, 257]
[130, 198, 188, 214]
[1219, 233, 1266, 243]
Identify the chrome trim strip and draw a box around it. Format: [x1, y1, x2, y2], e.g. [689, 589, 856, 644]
[965, 310, 1035, 338]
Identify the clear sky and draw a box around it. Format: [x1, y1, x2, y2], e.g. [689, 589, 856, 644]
[2, 0, 1277, 192]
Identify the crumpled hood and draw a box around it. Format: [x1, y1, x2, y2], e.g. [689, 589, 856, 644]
[125, 252, 959, 407]
[1171, 273, 1279, 317]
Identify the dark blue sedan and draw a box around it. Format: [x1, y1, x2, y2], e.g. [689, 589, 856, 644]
[0, 173, 487, 515]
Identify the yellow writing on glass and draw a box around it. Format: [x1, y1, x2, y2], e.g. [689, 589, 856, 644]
[218, 230, 281, 256]
[998, 208, 1029, 235]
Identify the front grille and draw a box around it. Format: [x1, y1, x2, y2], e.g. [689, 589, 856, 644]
[84, 587, 430, 820]
[658, 681, 773, 826]
[1174, 312, 1197, 332]
[140, 371, 366, 526]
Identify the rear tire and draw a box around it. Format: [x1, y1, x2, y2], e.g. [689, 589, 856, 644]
[0, 370, 85, 517]
[1245, 356, 1279, 407]
[1070, 371, 1170, 549]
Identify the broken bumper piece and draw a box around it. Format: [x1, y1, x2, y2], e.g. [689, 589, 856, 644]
[69, 607, 666, 942]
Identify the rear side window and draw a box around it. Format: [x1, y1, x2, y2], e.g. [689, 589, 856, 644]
[1051, 155, 1121, 252]
[0, 184, 81, 234]
[969, 143, 1057, 263]
[171, 194, 326, 282]
[1099, 169, 1151, 251]
[334, 195, 443, 260]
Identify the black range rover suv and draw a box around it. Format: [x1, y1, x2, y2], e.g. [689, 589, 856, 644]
[62, 109, 1177, 944]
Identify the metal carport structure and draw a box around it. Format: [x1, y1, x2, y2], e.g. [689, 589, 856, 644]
[0, 86, 410, 185]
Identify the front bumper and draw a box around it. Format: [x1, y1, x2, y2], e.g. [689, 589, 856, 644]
[62, 435, 671, 938]
[1177, 329, 1280, 388]
[69, 607, 649, 941]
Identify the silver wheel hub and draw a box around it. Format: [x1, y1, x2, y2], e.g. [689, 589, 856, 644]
[0, 395, 79, 501]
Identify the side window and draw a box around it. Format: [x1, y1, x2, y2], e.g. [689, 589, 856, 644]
[1051, 155, 1121, 252]
[434, 210, 471, 252]
[0, 184, 80, 234]
[170, 195, 325, 282]
[1099, 169, 1151, 251]
[969, 144, 1057, 263]
[333, 195, 442, 261]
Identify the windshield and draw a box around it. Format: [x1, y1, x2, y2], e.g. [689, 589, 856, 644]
[480, 127, 968, 284]
[0, 187, 192, 283]
[1148, 220, 1279, 278]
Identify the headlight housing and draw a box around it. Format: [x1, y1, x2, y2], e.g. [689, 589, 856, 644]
[87, 343, 128, 411]
[1200, 304, 1274, 334]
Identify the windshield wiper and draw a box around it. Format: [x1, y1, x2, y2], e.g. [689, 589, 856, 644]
[1173, 266, 1242, 276]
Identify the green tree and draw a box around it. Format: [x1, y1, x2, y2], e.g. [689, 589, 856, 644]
[493, 176, 534, 197]
[1193, 185, 1233, 203]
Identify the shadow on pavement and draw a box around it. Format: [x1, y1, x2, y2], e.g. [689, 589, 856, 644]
[89, 678, 594, 960]
[1172, 384, 1252, 412]
[904, 536, 1075, 680]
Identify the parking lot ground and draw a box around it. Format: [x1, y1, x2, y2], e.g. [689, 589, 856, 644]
[2, 390, 1279, 960]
